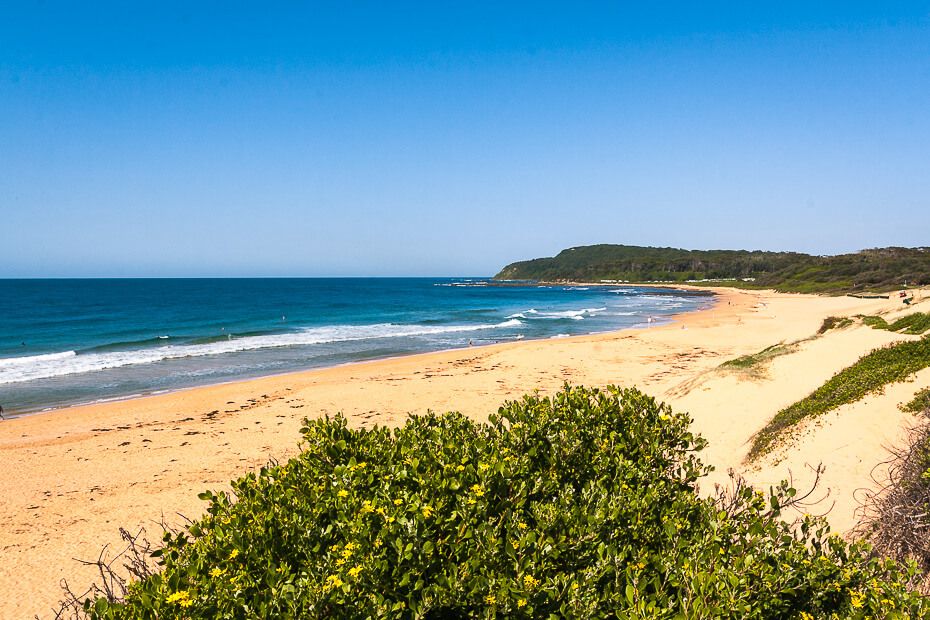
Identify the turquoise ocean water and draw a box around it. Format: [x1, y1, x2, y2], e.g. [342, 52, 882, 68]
[0, 278, 713, 416]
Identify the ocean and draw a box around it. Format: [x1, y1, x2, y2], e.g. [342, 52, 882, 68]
[0, 278, 713, 416]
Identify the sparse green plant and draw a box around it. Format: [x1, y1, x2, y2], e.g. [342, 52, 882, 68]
[818, 316, 853, 334]
[720, 342, 797, 377]
[750, 337, 930, 460]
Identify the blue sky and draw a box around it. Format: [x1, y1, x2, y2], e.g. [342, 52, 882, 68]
[1, 2, 929, 277]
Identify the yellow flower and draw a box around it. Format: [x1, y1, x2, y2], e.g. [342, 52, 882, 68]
[348, 565, 363, 578]
[373, 538, 383, 549]
[470, 484, 485, 497]
[360, 500, 374, 514]
[386, 516, 395, 523]
[850, 591, 864, 609]
[166, 590, 192, 606]
[571, 582, 579, 590]
[456, 464, 466, 472]
[523, 574, 539, 589]
[517, 598, 527, 608]
[485, 594, 496, 605]
[636, 562, 645, 570]
[478, 463, 490, 472]
[421, 505, 434, 518]
[324, 574, 345, 591]
[376, 506, 386, 516]
[209, 567, 225, 578]
[517, 522, 528, 530]
[337, 489, 349, 498]
[393, 498, 403, 506]
[228, 548, 239, 560]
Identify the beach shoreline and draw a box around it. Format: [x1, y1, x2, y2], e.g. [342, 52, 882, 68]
[1, 285, 720, 420]
[3, 285, 927, 618]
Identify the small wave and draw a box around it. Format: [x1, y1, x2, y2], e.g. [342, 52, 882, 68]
[0, 320, 524, 385]
[0, 351, 77, 368]
[531, 307, 607, 320]
[82, 335, 182, 353]
[506, 309, 539, 319]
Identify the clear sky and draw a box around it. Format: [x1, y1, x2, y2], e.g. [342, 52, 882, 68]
[1, 2, 929, 277]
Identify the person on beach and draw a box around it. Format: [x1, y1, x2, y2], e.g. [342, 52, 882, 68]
[0, 405, 5, 419]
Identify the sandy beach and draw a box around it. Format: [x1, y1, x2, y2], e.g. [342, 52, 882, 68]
[2, 286, 928, 619]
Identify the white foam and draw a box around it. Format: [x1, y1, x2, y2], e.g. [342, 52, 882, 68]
[532, 307, 607, 320]
[0, 320, 524, 385]
[0, 351, 77, 368]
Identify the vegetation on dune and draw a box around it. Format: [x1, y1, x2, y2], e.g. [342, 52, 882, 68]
[901, 387, 930, 414]
[818, 316, 854, 334]
[720, 342, 799, 377]
[750, 337, 930, 460]
[68, 386, 929, 619]
[494, 244, 930, 294]
[862, 312, 930, 335]
[855, 416, 930, 592]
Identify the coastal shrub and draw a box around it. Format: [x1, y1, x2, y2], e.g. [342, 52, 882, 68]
[750, 336, 930, 460]
[856, 419, 930, 591]
[901, 387, 930, 414]
[83, 386, 928, 618]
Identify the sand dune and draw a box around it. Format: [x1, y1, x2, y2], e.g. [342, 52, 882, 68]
[1, 286, 926, 619]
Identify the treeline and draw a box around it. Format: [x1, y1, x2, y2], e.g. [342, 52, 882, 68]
[494, 245, 930, 293]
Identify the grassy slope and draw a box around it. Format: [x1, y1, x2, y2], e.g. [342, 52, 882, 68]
[750, 336, 930, 460]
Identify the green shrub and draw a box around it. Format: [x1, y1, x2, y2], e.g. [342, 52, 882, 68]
[901, 387, 930, 414]
[751, 337, 930, 460]
[85, 386, 927, 618]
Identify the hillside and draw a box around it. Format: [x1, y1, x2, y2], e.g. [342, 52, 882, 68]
[494, 244, 930, 293]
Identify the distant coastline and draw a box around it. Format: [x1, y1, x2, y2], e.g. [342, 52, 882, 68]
[496, 244, 929, 293]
